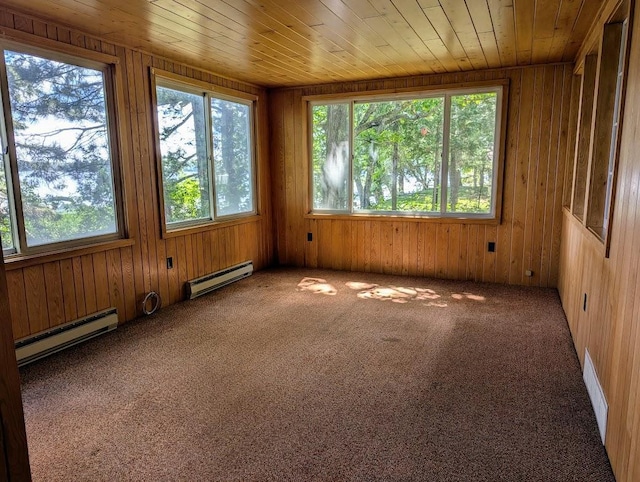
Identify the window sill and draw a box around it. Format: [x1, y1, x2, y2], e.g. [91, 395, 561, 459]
[4, 238, 135, 271]
[304, 212, 500, 225]
[162, 214, 263, 239]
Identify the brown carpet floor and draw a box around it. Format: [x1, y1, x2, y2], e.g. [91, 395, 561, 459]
[20, 268, 615, 481]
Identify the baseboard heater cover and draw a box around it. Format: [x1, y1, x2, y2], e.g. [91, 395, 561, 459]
[15, 308, 118, 367]
[187, 260, 253, 299]
[583, 348, 608, 444]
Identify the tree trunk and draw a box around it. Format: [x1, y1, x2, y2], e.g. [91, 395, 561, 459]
[192, 100, 209, 215]
[220, 102, 238, 209]
[323, 104, 349, 208]
[449, 152, 459, 212]
[391, 141, 399, 210]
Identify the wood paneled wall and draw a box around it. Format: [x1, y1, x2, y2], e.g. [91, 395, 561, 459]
[0, 8, 274, 340]
[558, 1, 640, 480]
[0, 251, 30, 480]
[270, 64, 573, 288]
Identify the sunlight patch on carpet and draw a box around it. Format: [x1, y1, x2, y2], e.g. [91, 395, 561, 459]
[297, 277, 337, 295]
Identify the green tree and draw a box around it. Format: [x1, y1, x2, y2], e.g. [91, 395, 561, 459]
[156, 86, 210, 224]
[312, 93, 496, 214]
[4, 50, 117, 246]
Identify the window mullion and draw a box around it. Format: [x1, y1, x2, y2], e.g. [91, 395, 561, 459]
[441, 94, 452, 215]
[205, 93, 217, 221]
[349, 100, 354, 214]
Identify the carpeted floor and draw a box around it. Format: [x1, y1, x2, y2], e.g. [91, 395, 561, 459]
[20, 268, 615, 481]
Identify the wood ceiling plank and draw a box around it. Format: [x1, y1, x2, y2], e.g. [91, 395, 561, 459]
[487, 0, 517, 66]
[465, 0, 501, 68]
[532, 0, 562, 64]
[310, 0, 415, 76]
[0, 0, 605, 86]
[150, 0, 346, 82]
[547, 0, 585, 62]
[163, 0, 353, 76]
[564, 0, 610, 62]
[389, 0, 469, 72]
[365, 0, 442, 72]
[478, 31, 502, 68]
[465, 0, 494, 33]
[213, 0, 372, 76]
[253, 0, 400, 78]
[439, 0, 489, 70]
[224, 2, 400, 81]
[514, 0, 535, 64]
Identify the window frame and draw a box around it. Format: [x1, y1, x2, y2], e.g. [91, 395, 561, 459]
[305, 80, 508, 223]
[150, 69, 258, 237]
[0, 40, 128, 258]
[566, 0, 633, 257]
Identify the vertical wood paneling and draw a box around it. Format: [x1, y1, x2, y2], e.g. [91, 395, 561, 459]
[119, 247, 136, 320]
[59, 259, 78, 322]
[92, 253, 110, 311]
[271, 65, 570, 288]
[43, 262, 65, 327]
[1, 9, 273, 339]
[558, 4, 640, 481]
[23, 266, 48, 333]
[81, 255, 98, 315]
[5, 271, 28, 339]
[105, 249, 125, 321]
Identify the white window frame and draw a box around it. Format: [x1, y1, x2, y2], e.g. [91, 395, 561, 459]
[151, 70, 258, 234]
[307, 83, 506, 221]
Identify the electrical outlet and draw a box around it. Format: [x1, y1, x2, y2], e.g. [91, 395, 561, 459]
[167, 257, 173, 269]
[487, 242, 496, 252]
[525, 270, 533, 277]
[307, 232, 313, 242]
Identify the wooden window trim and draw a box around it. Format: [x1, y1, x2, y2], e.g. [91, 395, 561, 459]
[4, 237, 135, 271]
[0, 39, 132, 257]
[161, 213, 263, 239]
[303, 212, 501, 225]
[304, 80, 509, 224]
[569, 0, 633, 257]
[571, 55, 598, 222]
[150, 69, 260, 238]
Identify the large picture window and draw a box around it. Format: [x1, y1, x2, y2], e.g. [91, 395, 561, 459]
[0, 46, 122, 255]
[154, 75, 256, 231]
[310, 86, 504, 219]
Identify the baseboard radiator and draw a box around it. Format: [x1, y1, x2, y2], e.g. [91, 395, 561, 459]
[15, 308, 118, 367]
[187, 260, 253, 300]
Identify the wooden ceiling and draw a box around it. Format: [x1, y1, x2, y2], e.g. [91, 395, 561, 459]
[2, 0, 605, 87]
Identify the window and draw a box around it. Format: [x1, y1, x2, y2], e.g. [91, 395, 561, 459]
[153, 75, 256, 231]
[568, 0, 631, 255]
[0, 46, 123, 255]
[571, 55, 598, 221]
[310, 85, 504, 219]
[586, 17, 630, 243]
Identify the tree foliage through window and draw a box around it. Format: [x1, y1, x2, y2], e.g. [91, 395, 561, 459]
[0, 49, 119, 252]
[311, 89, 500, 217]
[155, 80, 255, 229]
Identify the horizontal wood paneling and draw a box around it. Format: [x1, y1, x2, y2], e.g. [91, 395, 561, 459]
[0, 0, 606, 87]
[0, 8, 274, 339]
[558, 2, 640, 480]
[270, 64, 573, 288]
